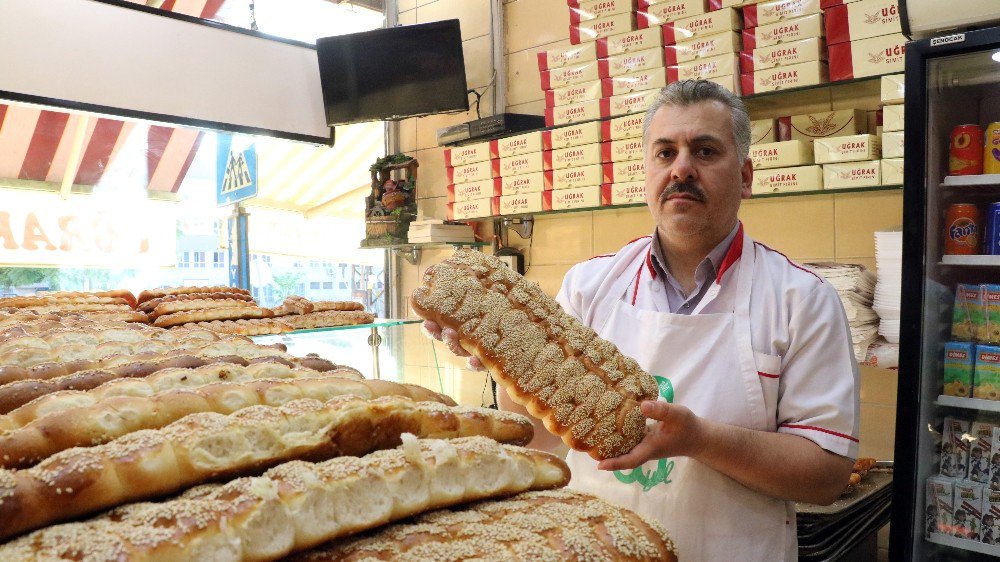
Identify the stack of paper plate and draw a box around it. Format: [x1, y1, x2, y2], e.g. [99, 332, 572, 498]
[873, 231, 903, 343]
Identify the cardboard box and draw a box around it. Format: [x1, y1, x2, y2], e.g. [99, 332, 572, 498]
[493, 152, 544, 178]
[740, 60, 828, 94]
[602, 113, 646, 141]
[603, 160, 647, 183]
[882, 130, 904, 158]
[708, 74, 742, 95]
[752, 164, 823, 192]
[447, 197, 494, 220]
[637, 0, 708, 28]
[597, 26, 664, 58]
[743, 0, 822, 28]
[537, 42, 598, 71]
[447, 160, 495, 184]
[495, 192, 545, 215]
[925, 477, 954, 538]
[784, 109, 866, 140]
[500, 171, 547, 196]
[668, 53, 739, 81]
[881, 73, 904, 104]
[661, 8, 743, 45]
[602, 138, 646, 162]
[663, 32, 742, 65]
[881, 157, 903, 184]
[546, 80, 604, 108]
[969, 422, 994, 484]
[599, 47, 666, 78]
[820, 0, 864, 7]
[571, 0, 636, 24]
[544, 185, 602, 210]
[540, 60, 601, 90]
[601, 89, 661, 118]
[739, 37, 826, 73]
[491, 131, 544, 158]
[602, 68, 668, 97]
[822, 159, 881, 189]
[742, 13, 824, 50]
[601, 181, 648, 204]
[545, 163, 604, 190]
[544, 142, 603, 170]
[448, 178, 501, 203]
[444, 142, 492, 167]
[953, 482, 984, 540]
[825, 0, 902, 46]
[751, 118, 778, 144]
[543, 121, 603, 150]
[883, 103, 904, 132]
[545, 99, 603, 127]
[571, 12, 637, 44]
[750, 139, 814, 169]
[941, 417, 971, 479]
[829, 33, 906, 81]
[982, 487, 1000, 544]
[814, 134, 881, 163]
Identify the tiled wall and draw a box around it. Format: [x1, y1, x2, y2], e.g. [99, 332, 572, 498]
[394, 0, 902, 463]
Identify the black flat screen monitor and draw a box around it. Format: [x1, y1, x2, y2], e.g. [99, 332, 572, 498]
[317, 20, 469, 126]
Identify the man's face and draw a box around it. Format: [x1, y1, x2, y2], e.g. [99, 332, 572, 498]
[644, 100, 752, 241]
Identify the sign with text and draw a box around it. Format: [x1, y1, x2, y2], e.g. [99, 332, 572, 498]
[217, 135, 258, 206]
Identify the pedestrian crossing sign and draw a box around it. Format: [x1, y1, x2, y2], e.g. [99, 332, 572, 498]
[217, 136, 257, 206]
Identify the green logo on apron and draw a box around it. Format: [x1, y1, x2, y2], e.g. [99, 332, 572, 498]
[614, 375, 674, 491]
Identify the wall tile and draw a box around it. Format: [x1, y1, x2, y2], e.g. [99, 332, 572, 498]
[592, 206, 654, 254]
[398, 118, 418, 153]
[398, 7, 416, 24]
[415, 195, 449, 220]
[505, 0, 571, 54]
[518, 213, 595, 266]
[414, 147, 447, 199]
[745, 88, 831, 120]
[741, 196, 836, 259]
[834, 191, 903, 260]
[860, 365, 898, 408]
[859, 403, 896, 460]
[506, 98, 546, 116]
[418, 0, 492, 40]
[830, 80, 882, 111]
[506, 45, 554, 107]
[398, 0, 416, 12]
[525, 263, 573, 296]
[463, 34, 495, 90]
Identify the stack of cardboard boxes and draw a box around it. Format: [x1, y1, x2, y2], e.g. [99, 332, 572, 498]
[880, 73, 905, 185]
[568, 0, 638, 45]
[660, 2, 744, 93]
[825, 0, 905, 81]
[739, 0, 828, 94]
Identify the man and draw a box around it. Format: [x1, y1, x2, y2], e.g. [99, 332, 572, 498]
[424, 80, 859, 560]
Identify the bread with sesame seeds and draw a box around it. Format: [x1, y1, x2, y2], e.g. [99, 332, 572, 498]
[0, 375, 455, 469]
[0, 436, 570, 561]
[289, 488, 678, 562]
[410, 249, 659, 460]
[137, 285, 251, 305]
[0, 396, 535, 541]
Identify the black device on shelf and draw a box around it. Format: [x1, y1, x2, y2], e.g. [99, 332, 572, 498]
[316, 20, 469, 126]
[437, 113, 547, 146]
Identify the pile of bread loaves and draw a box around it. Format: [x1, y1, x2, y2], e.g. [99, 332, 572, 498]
[0, 285, 678, 561]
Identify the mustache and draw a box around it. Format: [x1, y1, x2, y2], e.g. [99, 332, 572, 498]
[659, 180, 707, 203]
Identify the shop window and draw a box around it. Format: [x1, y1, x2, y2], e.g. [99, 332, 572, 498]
[322, 281, 333, 290]
[193, 252, 206, 268]
[339, 282, 348, 290]
[179, 252, 191, 268]
[310, 281, 320, 290]
[212, 252, 225, 269]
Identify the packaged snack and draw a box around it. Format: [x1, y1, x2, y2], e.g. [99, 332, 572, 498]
[986, 284, 1000, 343]
[990, 426, 1000, 492]
[954, 481, 985, 540]
[952, 284, 985, 342]
[970, 422, 995, 484]
[926, 476, 954, 537]
[943, 342, 974, 398]
[941, 417, 971, 478]
[983, 488, 1000, 545]
[976, 345, 1000, 400]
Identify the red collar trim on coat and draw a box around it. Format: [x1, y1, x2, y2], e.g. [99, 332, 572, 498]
[715, 222, 744, 284]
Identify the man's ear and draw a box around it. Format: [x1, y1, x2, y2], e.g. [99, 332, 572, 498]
[740, 157, 753, 199]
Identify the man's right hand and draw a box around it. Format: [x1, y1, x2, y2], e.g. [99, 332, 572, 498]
[421, 320, 485, 371]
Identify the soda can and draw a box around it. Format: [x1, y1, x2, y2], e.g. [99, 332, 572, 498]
[945, 203, 981, 255]
[985, 122, 1000, 174]
[951, 124, 984, 176]
[985, 202, 1000, 255]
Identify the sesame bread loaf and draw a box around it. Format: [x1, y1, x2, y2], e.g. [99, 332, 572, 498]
[410, 250, 658, 460]
[137, 286, 250, 306]
[138, 292, 255, 313]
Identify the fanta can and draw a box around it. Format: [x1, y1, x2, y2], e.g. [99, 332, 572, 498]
[945, 203, 981, 255]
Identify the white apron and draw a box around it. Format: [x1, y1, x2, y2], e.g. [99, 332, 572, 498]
[566, 233, 797, 561]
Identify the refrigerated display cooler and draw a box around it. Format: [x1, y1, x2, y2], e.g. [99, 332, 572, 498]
[893, 24, 1000, 561]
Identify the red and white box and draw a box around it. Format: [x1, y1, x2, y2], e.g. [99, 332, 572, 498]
[749, 139, 814, 169]
[603, 160, 647, 183]
[540, 60, 601, 90]
[881, 157, 902, 184]
[668, 53, 739, 81]
[447, 198, 494, 220]
[600, 47, 665, 78]
[601, 181, 647, 204]
[824, 0, 901, 46]
[571, 12, 637, 44]
[543, 122, 603, 150]
[813, 133, 880, 163]
[751, 118, 779, 144]
[743, 0, 822, 28]
[820, 0, 863, 7]
[783, 108, 866, 140]
[447, 160, 495, 184]
[601, 89, 661, 117]
[822, 159, 881, 189]
[493, 152, 544, 178]
[603, 113, 646, 141]
[739, 37, 826, 73]
[544, 142, 603, 170]
[740, 60, 827, 94]
[537, 42, 598, 71]
[491, 131, 544, 158]
[661, 9, 742, 45]
[663, 32, 742, 65]
[546, 99, 602, 127]
[444, 142, 492, 167]
[828, 33, 906, 81]
[447, 178, 502, 203]
[741, 13, 823, 50]
[883, 103, 903, 132]
[500, 171, 547, 196]
[597, 27, 664, 58]
[495, 192, 545, 215]
[637, 0, 709, 28]
[545, 163, 604, 190]
[882, 130, 903, 158]
[602, 68, 668, 97]
[546, 80, 604, 107]
[708, 0, 751, 8]
[752, 164, 823, 193]
[570, 0, 636, 24]
[602, 137, 646, 162]
[544, 185, 602, 210]
[880, 73, 904, 103]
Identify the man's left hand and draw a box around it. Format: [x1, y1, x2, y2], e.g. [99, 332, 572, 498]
[597, 400, 706, 471]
